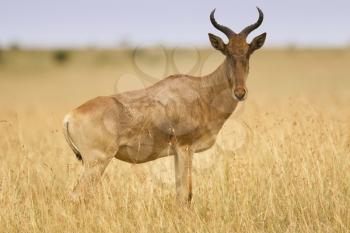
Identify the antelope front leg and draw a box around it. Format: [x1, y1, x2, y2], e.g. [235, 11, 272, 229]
[174, 145, 193, 203]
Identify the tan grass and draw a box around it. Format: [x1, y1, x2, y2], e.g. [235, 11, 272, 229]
[0, 49, 349, 233]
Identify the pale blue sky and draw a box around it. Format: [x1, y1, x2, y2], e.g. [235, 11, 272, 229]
[1, 0, 349, 48]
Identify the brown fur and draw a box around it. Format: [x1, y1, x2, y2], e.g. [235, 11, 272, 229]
[63, 8, 266, 203]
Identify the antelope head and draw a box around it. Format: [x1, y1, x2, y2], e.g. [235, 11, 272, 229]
[209, 7, 266, 101]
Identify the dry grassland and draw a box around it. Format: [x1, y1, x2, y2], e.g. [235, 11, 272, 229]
[0, 48, 349, 232]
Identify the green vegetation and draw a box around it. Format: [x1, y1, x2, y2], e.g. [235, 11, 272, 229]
[53, 50, 70, 64]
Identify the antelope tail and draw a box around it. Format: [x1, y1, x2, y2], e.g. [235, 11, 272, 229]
[63, 120, 83, 162]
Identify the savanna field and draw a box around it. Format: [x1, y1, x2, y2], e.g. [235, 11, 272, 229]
[0, 48, 349, 232]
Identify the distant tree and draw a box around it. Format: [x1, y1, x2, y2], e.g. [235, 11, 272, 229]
[53, 50, 70, 64]
[9, 43, 20, 51]
[0, 47, 3, 63]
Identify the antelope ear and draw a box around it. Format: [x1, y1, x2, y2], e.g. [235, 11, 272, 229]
[208, 33, 226, 54]
[250, 32, 266, 51]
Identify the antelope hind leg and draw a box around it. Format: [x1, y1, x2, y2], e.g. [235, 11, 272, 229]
[70, 150, 112, 202]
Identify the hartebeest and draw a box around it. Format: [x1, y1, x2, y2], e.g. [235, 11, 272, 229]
[63, 8, 266, 202]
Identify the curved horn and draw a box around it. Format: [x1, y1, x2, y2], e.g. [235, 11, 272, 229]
[210, 9, 236, 37]
[240, 7, 264, 37]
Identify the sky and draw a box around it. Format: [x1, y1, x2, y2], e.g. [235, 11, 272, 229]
[1, 0, 350, 48]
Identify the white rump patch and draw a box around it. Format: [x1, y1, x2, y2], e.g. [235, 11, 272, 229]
[63, 113, 71, 124]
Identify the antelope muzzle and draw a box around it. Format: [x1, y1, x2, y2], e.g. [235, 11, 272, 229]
[233, 87, 247, 101]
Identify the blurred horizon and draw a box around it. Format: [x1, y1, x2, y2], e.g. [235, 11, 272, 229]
[1, 0, 350, 49]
